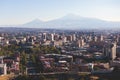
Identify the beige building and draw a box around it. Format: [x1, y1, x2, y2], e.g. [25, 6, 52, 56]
[77, 39, 85, 47]
[111, 43, 117, 60]
[104, 42, 116, 60]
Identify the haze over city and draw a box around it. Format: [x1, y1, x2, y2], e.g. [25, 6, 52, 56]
[0, 0, 120, 25]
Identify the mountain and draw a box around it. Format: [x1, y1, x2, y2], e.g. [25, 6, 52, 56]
[22, 19, 45, 28]
[1, 14, 120, 30]
[46, 14, 120, 30]
[46, 14, 108, 29]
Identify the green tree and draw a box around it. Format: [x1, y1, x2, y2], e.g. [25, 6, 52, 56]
[20, 51, 27, 74]
[30, 54, 36, 63]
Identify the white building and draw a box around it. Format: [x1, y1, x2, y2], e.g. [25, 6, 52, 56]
[51, 34, 54, 41]
[0, 63, 7, 75]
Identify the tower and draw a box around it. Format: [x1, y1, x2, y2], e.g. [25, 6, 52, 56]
[111, 42, 116, 60]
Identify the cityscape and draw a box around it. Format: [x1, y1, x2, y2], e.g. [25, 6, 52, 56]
[0, 28, 119, 80]
[0, 0, 120, 80]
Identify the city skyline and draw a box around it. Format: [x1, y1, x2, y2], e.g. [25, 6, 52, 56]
[0, 0, 120, 25]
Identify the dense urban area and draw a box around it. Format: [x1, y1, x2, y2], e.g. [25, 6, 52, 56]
[0, 28, 120, 80]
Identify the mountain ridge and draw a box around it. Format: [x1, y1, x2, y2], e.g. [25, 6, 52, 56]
[1, 14, 120, 30]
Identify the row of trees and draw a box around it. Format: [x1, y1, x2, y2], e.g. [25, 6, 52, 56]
[0, 45, 20, 56]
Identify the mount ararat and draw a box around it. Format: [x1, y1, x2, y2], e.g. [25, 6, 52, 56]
[1, 14, 120, 30]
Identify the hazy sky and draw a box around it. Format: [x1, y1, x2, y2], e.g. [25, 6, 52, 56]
[0, 0, 120, 25]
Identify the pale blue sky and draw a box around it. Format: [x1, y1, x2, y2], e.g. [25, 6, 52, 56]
[0, 0, 120, 25]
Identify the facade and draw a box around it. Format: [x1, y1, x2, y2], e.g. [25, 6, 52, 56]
[0, 63, 7, 75]
[77, 39, 85, 47]
[111, 43, 117, 60]
[104, 42, 116, 60]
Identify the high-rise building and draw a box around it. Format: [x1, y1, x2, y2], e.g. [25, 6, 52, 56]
[66, 35, 72, 42]
[111, 42, 117, 60]
[77, 38, 85, 47]
[51, 34, 54, 41]
[104, 42, 116, 60]
[42, 33, 47, 41]
[62, 36, 67, 43]
[72, 34, 76, 41]
[94, 36, 97, 42]
[100, 35, 104, 41]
